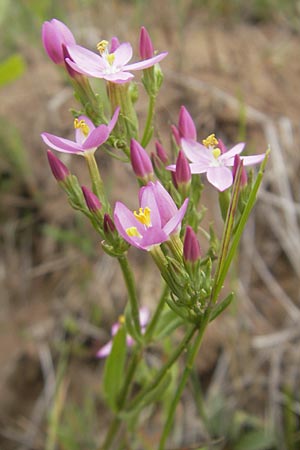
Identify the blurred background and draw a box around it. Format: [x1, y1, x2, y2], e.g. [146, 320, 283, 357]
[0, 1, 300, 449]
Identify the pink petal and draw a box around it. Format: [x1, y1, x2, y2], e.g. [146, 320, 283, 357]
[66, 59, 105, 78]
[139, 307, 150, 328]
[67, 44, 106, 70]
[75, 115, 96, 145]
[123, 52, 168, 71]
[240, 154, 265, 166]
[189, 163, 211, 174]
[96, 340, 113, 358]
[102, 71, 134, 82]
[206, 166, 233, 191]
[163, 198, 189, 236]
[108, 107, 120, 132]
[139, 226, 169, 250]
[114, 201, 145, 245]
[41, 133, 82, 154]
[219, 142, 245, 161]
[82, 125, 109, 149]
[181, 138, 212, 164]
[150, 181, 178, 227]
[113, 42, 133, 66]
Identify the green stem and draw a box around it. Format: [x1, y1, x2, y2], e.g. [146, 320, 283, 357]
[117, 255, 141, 337]
[144, 283, 169, 342]
[141, 94, 156, 148]
[100, 348, 142, 450]
[158, 312, 211, 449]
[126, 324, 197, 412]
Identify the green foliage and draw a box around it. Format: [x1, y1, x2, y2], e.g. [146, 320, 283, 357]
[43, 221, 96, 256]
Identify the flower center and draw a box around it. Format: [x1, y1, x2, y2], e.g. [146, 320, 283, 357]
[202, 134, 218, 148]
[118, 314, 125, 324]
[134, 207, 151, 226]
[97, 40, 115, 66]
[74, 118, 90, 137]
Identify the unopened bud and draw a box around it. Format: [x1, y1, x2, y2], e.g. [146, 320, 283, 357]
[130, 139, 153, 182]
[47, 150, 70, 182]
[82, 186, 102, 212]
[183, 226, 201, 264]
[178, 106, 197, 141]
[155, 141, 168, 164]
[232, 155, 247, 187]
[139, 26, 154, 60]
[103, 213, 116, 235]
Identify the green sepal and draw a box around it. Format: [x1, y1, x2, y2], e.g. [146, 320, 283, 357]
[103, 324, 127, 412]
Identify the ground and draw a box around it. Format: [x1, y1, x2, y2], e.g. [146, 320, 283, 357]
[0, 3, 299, 449]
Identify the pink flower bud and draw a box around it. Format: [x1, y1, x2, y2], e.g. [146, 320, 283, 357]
[42, 19, 76, 65]
[82, 186, 102, 212]
[155, 141, 168, 164]
[130, 139, 153, 181]
[178, 106, 197, 141]
[218, 138, 227, 154]
[183, 226, 201, 263]
[175, 151, 191, 186]
[171, 125, 181, 146]
[47, 150, 70, 181]
[103, 213, 116, 235]
[139, 26, 154, 60]
[232, 155, 247, 187]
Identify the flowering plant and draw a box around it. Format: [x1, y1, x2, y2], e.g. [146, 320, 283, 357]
[41, 19, 268, 449]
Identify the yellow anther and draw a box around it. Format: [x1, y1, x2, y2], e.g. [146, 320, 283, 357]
[134, 207, 151, 226]
[74, 118, 90, 137]
[118, 315, 125, 324]
[126, 227, 141, 237]
[202, 134, 218, 148]
[97, 40, 109, 55]
[212, 148, 221, 159]
[106, 53, 115, 65]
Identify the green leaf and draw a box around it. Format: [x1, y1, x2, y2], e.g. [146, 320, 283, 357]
[235, 430, 275, 450]
[154, 309, 185, 340]
[209, 292, 234, 322]
[103, 325, 127, 412]
[0, 54, 26, 87]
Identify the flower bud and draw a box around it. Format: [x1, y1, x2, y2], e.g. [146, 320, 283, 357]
[42, 19, 76, 65]
[139, 26, 154, 60]
[82, 186, 102, 212]
[155, 141, 168, 164]
[130, 139, 153, 183]
[175, 151, 191, 197]
[178, 106, 197, 141]
[47, 150, 70, 182]
[171, 125, 181, 146]
[183, 226, 201, 264]
[103, 213, 116, 235]
[232, 155, 247, 187]
[110, 36, 120, 53]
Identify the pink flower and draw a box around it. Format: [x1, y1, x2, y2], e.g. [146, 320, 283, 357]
[97, 307, 150, 358]
[114, 181, 189, 251]
[168, 134, 265, 192]
[41, 108, 119, 155]
[172, 106, 197, 145]
[65, 37, 167, 84]
[130, 139, 153, 181]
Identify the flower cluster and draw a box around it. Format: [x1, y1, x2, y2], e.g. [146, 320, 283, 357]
[41, 18, 267, 360]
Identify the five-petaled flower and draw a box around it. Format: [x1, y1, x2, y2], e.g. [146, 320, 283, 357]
[114, 181, 189, 251]
[41, 108, 119, 155]
[97, 307, 150, 358]
[65, 37, 167, 84]
[168, 134, 265, 191]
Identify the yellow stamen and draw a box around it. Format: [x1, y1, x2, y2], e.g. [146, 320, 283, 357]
[74, 118, 90, 137]
[212, 148, 221, 159]
[97, 40, 109, 55]
[126, 227, 141, 237]
[106, 53, 115, 65]
[134, 207, 151, 226]
[202, 133, 218, 148]
[118, 315, 125, 324]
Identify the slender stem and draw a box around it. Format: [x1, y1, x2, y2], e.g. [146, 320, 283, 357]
[126, 324, 197, 412]
[117, 255, 141, 337]
[158, 312, 210, 449]
[141, 94, 155, 148]
[144, 283, 169, 342]
[100, 348, 142, 450]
